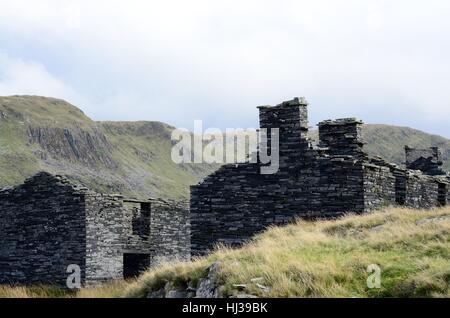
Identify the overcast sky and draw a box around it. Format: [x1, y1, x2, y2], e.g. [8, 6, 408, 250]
[0, 0, 449, 137]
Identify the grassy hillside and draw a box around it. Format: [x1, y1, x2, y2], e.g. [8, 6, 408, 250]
[0, 95, 216, 200]
[1, 207, 449, 298]
[125, 207, 450, 298]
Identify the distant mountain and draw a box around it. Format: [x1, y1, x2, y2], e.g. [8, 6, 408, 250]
[0, 96, 448, 200]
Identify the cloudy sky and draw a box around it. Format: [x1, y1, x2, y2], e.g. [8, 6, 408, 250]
[0, 0, 449, 137]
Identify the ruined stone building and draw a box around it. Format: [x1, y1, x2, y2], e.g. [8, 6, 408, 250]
[1, 97, 449, 286]
[190, 97, 450, 255]
[0, 172, 189, 287]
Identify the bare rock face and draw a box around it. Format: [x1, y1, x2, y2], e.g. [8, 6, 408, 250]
[231, 294, 258, 298]
[195, 262, 222, 298]
[147, 288, 165, 298]
[416, 215, 450, 225]
[146, 262, 223, 298]
[27, 126, 117, 169]
[166, 290, 188, 298]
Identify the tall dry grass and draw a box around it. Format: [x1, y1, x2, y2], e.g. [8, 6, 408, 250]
[124, 207, 450, 298]
[0, 280, 131, 298]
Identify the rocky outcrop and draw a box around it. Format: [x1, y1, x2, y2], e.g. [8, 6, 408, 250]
[147, 262, 224, 298]
[27, 126, 117, 169]
[145, 262, 271, 298]
[195, 262, 222, 298]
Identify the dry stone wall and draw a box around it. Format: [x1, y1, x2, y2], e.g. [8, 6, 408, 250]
[123, 199, 190, 267]
[405, 146, 445, 176]
[0, 172, 87, 286]
[404, 172, 440, 209]
[447, 178, 450, 205]
[191, 98, 449, 255]
[149, 199, 190, 265]
[0, 172, 190, 286]
[363, 163, 396, 211]
[85, 193, 125, 284]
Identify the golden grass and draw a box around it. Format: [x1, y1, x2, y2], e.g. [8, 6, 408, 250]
[124, 206, 450, 298]
[0, 280, 132, 298]
[1, 206, 449, 298]
[0, 285, 67, 298]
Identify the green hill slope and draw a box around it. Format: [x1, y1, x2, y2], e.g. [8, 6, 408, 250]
[0, 95, 448, 200]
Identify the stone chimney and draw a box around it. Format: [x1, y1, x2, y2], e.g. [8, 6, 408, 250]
[257, 97, 310, 160]
[318, 118, 366, 159]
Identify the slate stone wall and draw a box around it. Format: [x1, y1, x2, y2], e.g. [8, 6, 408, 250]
[190, 153, 371, 254]
[258, 97, 310, 161]
[437, 181, 447, 206]
[363, 163, 396, 211]
[404, 172, 440, 209]
[149, 199, 190, 265]
[122, 199, 190, 268]
[0, 172, 87, 286]
[447, 176, 450, 203]
[405, 146, 445, 176]
[318, 118, 367, 160]
[0, 173, 190, 286]
[313, 157, 366, 214]
[191, 98, 449, 255]
[446, 177, 450, 205]
[191, 99, 373, 255]
[85, 193, 125, 284]
[393, 168, 408, 206]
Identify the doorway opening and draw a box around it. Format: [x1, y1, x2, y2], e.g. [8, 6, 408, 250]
[123, 253, 150, 279]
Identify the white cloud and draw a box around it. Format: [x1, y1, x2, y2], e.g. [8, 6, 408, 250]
[0, 0, 449, 136]
[0, 52, 85, 106]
